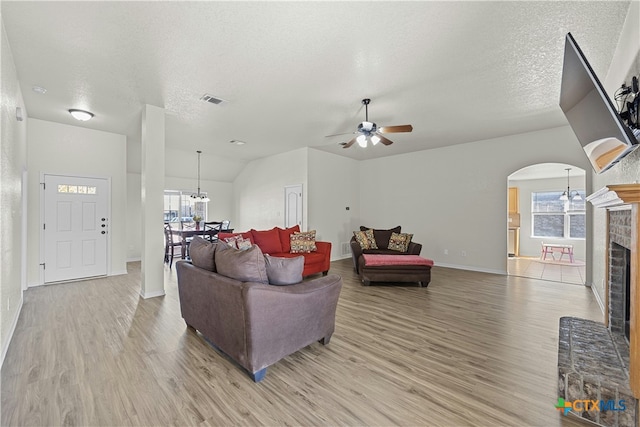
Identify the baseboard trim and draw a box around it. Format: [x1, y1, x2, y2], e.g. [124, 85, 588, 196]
[126, 257, 141, 263]
[590, 282, 605, 315]
[140, 289, 166, 299]
[434, 261, 506, 276]
[1, 293, 23, 369]
[109, 269, 128, 276]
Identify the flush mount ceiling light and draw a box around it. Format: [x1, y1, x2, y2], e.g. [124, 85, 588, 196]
[32, 85, 47, 94]
[68, 109, 94, 121]
[191, 150, 210, 203]
[229, 139, 246, 145]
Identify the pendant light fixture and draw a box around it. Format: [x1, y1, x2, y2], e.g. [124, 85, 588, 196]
[559, 168, 582, 202]
[191, 150, 210, 203]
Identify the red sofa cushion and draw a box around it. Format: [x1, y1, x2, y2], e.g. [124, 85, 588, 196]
[250, 227, 283, 254]
[277, 225, 300, 253]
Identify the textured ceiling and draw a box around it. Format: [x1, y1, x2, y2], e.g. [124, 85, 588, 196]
[1, 1, 632, 179]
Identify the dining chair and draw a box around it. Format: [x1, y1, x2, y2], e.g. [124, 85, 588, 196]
[203, 221, 222, 242]
[164, 223, 183, 268]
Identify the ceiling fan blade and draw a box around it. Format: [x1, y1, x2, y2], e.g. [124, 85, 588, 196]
[378, 124, 413, 133]
[325, 131, 355, 138]
[377, 135, 394, 146]
[342, 137, 357, 149]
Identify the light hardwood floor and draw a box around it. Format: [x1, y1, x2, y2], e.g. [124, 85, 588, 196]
[2, 259, 602, 426]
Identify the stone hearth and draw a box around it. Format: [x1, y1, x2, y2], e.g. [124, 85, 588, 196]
[558, 317, 634, 426]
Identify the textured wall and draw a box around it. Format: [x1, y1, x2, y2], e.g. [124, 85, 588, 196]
[591, 48, 640, 306]
[1, 20, 27, 364]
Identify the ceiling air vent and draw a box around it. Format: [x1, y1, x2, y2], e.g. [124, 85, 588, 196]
[200, 94, 227, 105]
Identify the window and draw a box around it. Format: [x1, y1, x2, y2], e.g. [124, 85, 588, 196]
[531, 190, 585, 239]
[164, 190, 207, 223]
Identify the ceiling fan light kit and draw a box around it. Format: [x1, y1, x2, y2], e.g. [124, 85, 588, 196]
[327, 98, 413, 149]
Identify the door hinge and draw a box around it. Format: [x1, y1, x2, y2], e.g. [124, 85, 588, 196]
[43, 223, 46, 230]
[40, 182, 45, 190]
[39, 263, 45, 270]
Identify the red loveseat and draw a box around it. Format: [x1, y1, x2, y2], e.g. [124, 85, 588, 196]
[218, 226, 331, 277]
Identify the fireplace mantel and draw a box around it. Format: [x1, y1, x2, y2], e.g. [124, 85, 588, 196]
[588, 184, 640, 398]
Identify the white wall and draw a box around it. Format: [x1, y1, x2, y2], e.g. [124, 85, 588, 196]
[509, 176, 587, 259]
[232, 148, 308, 232]
[308, 149, 360, 260]
[1, 19, 28, 366]
[358, 126, 592, 275]
[26, 119, 128, 284]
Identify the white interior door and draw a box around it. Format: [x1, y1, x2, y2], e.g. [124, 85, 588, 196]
[43, 174, 109, 283]
[284, 184, 303, 229]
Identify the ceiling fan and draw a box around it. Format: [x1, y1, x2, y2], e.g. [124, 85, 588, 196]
[326, 98, 413, 149]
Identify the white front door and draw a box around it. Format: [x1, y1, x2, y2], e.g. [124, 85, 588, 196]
[43, 174, 109, 283]
[284, 184, 303, 229]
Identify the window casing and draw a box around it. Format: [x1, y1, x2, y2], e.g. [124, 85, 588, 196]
[531, 190, 585, 239]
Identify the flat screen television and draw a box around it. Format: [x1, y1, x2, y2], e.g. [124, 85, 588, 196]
[559, 32, 639, 174]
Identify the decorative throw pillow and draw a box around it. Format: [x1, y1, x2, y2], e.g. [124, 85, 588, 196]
[387, 232, 413, 252]
[189, 236, 217, 272]
[264, 255, 304, 285]
[359, 225, 401, 250]
[215, 245, 269, 284]
[218, 232, 255, 244]
[224, 235, 252, 251]
[353, 230, 378, 249]
[290, 230, 317, 253]
[364, 229, 378, 249]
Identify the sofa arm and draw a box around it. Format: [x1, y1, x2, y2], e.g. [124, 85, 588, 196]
[350, 237, 363, 273]
[407, 241, 422, 255]
[242, 274, 343, 373]
[315, 241, 332, 274]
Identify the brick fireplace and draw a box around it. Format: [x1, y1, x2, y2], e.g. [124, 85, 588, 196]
[557, 184, 640, 427]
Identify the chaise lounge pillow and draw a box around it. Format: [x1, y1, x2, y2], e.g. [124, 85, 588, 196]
[359, 225, 401, 250]
[218, 231, 255, 244]
[189, 236, 217, 272]
[353, 229, 378, 249]
[387, 232, 413, 252]
[264, 254, 304, 285]
[215, 244, 269, 284]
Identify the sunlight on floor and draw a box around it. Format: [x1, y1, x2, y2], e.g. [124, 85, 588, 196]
[508, 256, 586, 285]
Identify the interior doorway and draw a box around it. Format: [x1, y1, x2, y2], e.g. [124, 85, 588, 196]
[284, 184, 303, 229]
[507, 163, 587, 285]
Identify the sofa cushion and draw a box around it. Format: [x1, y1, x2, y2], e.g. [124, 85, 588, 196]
[388, 232, 413, 252]
[290, 230, 317, 253]
[189, 236, 217, 272]
[353, 229, 378, 249]
[264, 254, 304, 285]
[215, 244, 269, 284]
[218, 232, 255, 244]
[250, 227, 283, 254]
[277, 225, 300, 253]
[359, 225, 401, 249]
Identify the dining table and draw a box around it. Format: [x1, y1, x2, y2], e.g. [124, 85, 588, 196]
[171, 227, 220, 259]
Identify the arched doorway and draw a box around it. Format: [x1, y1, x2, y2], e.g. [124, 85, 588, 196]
[507, 163, 587, 285]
